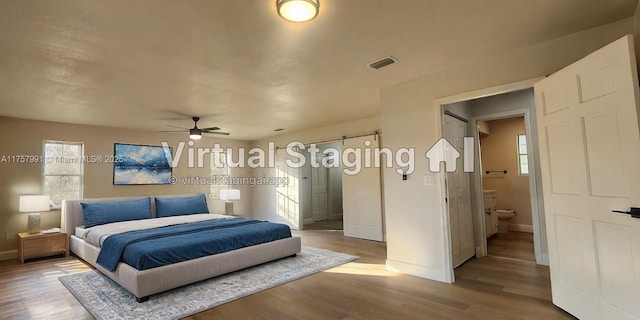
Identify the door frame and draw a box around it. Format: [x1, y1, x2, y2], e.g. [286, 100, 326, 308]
[435, 77, 546, 282]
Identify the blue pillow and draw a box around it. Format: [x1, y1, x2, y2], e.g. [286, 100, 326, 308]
[81, 198, 152, 228]
[155, 194, 209, 217]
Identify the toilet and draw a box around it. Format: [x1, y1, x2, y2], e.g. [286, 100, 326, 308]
[483, 190, 516, 234]
[495, 209, 516, 234]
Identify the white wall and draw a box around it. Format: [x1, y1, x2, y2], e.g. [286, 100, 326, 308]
[468, 89, 533, 117]
[381, 18, 634, 282]
[444, 100, 473, 120]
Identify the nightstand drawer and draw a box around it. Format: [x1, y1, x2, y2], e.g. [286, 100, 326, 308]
[18, 232, 69, 263]
[23, 237, 66, 256]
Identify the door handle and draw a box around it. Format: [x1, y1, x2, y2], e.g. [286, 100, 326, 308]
[612, 207, 640, 218]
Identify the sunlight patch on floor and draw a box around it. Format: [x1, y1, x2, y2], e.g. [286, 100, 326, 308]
[324, 262, 400, 277]
[43, 270, 65, 278]
[55, 260, 91, 275]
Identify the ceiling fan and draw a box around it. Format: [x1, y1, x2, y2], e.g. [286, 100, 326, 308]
[160, 116, 230, 139]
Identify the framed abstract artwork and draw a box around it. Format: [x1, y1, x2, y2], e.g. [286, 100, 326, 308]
[113, 143, 173, 185]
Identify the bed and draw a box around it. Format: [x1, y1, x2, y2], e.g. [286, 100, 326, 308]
[61, 194, 301, 302]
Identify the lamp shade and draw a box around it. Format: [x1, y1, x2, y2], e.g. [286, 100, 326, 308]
[219, 189, 241, 201]
[19, 195, 50, 213]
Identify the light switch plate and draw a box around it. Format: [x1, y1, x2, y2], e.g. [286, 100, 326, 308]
[5, 232, 16, 241]
[424, 175, 435, 186]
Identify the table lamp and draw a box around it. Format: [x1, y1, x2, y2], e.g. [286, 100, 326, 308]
[219, 189, 240, 215]
[19, 195, 50, 234]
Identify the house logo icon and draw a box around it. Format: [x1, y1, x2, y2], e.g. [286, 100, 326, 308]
[425, 137, 474, 173]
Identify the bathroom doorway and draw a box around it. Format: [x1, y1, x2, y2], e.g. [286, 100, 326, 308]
[442, 87, 547, 267]
[478, 116, 535, 262]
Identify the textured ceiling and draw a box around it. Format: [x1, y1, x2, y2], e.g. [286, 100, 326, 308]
[0, 0, 637, 140]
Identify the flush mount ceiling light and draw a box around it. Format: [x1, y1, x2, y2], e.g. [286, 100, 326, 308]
[277, 0, 319, 23]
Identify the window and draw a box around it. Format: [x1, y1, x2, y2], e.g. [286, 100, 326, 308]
[210, 152, 229, 199]
[517, 134, 529, 175]
[42, 141, 84, 208]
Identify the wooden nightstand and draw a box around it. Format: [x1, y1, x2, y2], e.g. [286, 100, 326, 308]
[17, 232, 69, 264]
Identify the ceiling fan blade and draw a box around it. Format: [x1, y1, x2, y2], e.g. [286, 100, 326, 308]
[203, 131, 231, 136]
[201, 126, 221, 131]
[166, 125, 188, 129]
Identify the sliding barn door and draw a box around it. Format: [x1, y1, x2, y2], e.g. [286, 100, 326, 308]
[342, 136, 384, 241]
[534, 35, 640, 319]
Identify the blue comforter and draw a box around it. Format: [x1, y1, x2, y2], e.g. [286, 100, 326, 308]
[96, 218, 292, 271]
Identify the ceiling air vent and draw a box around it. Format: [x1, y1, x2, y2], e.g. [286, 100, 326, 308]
[368, 56, 398, 70]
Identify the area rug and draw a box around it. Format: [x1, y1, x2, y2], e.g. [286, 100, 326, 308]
[59, 246, 357, 320]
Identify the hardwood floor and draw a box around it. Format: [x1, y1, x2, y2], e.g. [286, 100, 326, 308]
[0, 230, 574, 320]
[487, 231, 536, 262]
[0, 255, 92, 319]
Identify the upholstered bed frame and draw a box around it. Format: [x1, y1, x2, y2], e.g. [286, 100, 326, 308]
[61, 194, 301, 302]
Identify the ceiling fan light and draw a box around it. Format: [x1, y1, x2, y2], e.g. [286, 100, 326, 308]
[189, 128, 202, 140]
[277, 0, 319, 23]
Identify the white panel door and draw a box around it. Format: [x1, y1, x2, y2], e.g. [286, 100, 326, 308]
[445, 115, 475, 268]
[534, 35, 640, 320]
[311, 153, 329, 221]
[342, 136, 384, 241]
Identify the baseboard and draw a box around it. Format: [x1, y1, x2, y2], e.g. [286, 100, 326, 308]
[303, 218, 314, 225]
[0, 250, 17, 261]
[509, 223, 533, 233]
[539, 253, 550, 266]
[475, 246, 486, 258]
[386, 259, 451, 283]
